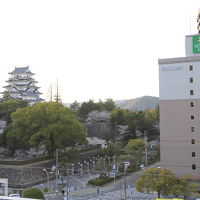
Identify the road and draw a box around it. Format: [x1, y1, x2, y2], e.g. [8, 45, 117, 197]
[46, 163, 160, 200]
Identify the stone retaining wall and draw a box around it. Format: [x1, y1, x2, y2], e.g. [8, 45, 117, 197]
[0, 160, 54, 188]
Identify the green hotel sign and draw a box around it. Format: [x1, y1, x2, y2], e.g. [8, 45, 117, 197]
[193, 35, 200, 53]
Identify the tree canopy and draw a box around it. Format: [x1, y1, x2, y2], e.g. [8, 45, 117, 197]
[135, 168, 177, 198]
[6, 102, 87, 155]
[74, 98, 116, 119]
[0, 99, 28, 123]
[23, 188, 44, 199]
[110, 108, 159, 142]
[125, 139, 144, 165]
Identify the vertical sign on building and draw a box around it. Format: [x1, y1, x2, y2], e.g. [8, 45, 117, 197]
[0, 178, 8, 196]
[193, 35, 200, 53]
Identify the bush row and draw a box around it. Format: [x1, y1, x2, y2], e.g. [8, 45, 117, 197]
[88, 175, 114, 186]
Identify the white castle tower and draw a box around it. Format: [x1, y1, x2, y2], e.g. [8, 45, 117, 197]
[3, 66, 43, 105]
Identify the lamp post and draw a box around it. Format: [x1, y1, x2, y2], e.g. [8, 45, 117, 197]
[43, 169, 50, 195]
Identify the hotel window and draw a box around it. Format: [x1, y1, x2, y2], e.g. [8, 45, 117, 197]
[190, 102, 194, 107]
[192, 152, 196, 157]
[191, 127, 195, 132]
[190, 90, 194, 95]
[189, 65, 193, 71]
[191, 139, 195, 144]
[191, 115, 194, 120]
[192, 164, 196, 169]
[190, 77, 193, 83]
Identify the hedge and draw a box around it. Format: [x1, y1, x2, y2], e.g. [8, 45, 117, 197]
[88, 175, 114, 186]
[23, 188, 44, 199]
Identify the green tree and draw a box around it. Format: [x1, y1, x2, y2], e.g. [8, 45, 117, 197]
[110, 108, 126, 126]
[6, 102, 87, 155]
[0, 91, 12, 103]
[125, 139, 144, 165]
[23, 188, 44, 199]
[0, 99, 28, 123]
[100, 142, 123, 157]
[79, 99, 100, 118]
[0, 99, 28, 147]
[103, 98, 116, 111]
[60, 148, 80, 167]
[70, 100, 80, 117]
[135, 168, 177, 198]
[170, 176, 197, 199]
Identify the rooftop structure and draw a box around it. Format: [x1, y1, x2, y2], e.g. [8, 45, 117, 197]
[3, 66, 43, 105]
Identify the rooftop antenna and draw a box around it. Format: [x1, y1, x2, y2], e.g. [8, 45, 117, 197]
[190, 14, 191, 35]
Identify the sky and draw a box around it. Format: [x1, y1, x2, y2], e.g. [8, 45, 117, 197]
[0, 0, 199, 103]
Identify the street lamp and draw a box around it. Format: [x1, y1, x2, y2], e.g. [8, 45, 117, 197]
[43, 169, 50, 194]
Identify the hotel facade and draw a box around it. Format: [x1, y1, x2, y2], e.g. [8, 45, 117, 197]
[159, 32, 200, 176]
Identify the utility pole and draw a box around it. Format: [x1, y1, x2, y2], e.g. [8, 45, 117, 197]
[67, 165, 69, 200]
[124, 166, 127, 199]
[113, 121, 117, 182]
[144, 130, 148, 168]
[55, 148, 59, 195]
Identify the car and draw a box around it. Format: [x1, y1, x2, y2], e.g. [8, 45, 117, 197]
[9, 194, 20, 197]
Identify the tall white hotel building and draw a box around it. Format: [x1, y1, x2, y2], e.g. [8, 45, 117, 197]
[159, 10, 200, 177]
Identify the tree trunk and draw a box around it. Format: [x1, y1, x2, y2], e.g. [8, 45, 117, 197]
[158, 192, 160, 198]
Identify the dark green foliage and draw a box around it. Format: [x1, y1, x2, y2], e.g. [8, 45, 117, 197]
[103, 98, 116, 111]
[0, 99, 28, 123]
[0, 91, 12, 103]
[88, 174, 113, 186]
[100, 142, 124, 157]
[23, 188, 44, 199]
[136, 168, 177, 198]
[110, 108, 159, 142]
[60, 148, 80, 167]
[70, 100, 80, 117]
[79, 99, 100, 118]
[77, 98, 116, 119]
[6, 102, 87, 155]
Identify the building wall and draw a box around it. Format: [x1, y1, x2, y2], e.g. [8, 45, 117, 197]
[159, 61, 200, 100]
[160, 99, 200, 176]
[159, 55, 200, 177]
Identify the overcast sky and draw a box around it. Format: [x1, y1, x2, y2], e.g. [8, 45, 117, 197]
[0, 0, 199, 103]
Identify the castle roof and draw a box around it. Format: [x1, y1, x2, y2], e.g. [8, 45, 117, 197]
[9, 66, 34, 75]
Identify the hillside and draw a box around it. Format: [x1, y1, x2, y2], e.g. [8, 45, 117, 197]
[64, 96, 159, 111]
[115, 96, 159, 111]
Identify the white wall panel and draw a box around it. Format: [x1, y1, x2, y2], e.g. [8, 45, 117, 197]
[159, 61, 200, 100]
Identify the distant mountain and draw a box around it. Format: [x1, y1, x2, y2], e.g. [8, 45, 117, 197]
[115, 96, 159, 111]
[63, 95, 159, 111]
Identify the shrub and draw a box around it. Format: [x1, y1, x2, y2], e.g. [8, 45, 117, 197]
[43, 187, 48, 193]
[88, 174, 113, 186]
[23, 188, 44, 199]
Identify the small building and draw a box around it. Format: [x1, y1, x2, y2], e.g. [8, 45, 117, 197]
[3, 66, 43, 105]
[87, 137, 107, 149]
